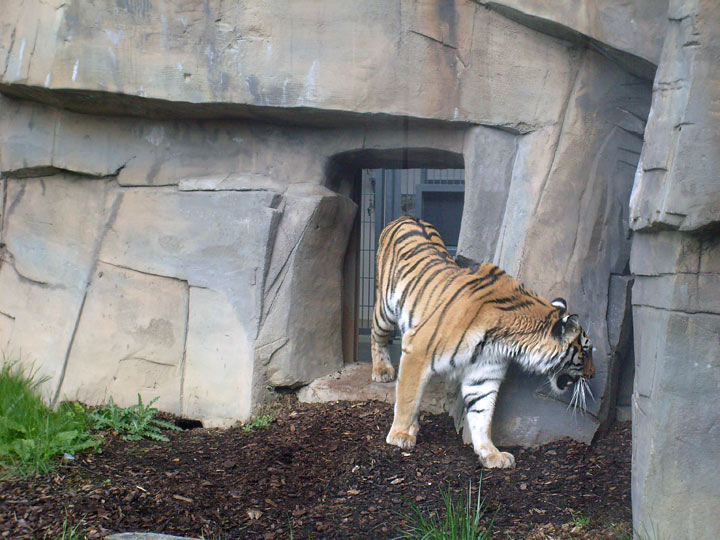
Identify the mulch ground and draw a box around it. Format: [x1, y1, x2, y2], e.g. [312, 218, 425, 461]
[0, 399, 632, 540]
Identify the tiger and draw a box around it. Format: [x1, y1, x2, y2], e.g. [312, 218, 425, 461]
[371, 215, 595, 468]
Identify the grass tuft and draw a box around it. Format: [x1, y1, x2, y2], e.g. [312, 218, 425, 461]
[396, 480, 494, 540]
[571, 512, 591, 529]
[36, 514, 87, 540]
[0, 362, 100, 476]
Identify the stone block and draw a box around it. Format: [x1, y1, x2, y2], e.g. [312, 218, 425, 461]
[632, 308, 720, 539]
[630, 230, 701, 276]
[630, 0, 720, 232]
[257, 185, 356, 388]
[98, 188, 280, 307]
[297, 362, 449, 415]
[492, 367, 599, 446]
[0, 264, 83, 400]
[106, 534, 201, 540]
[0, 175, 117, 398]
[633, 273, 720, 315]
[2, 177, 116, 288]
[182, 287, 253, 427]
[58, 262, 188, 413]
[0, 96, 56, 176]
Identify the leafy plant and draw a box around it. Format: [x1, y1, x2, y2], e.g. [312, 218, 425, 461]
[89, 394, 180, 441]
[242, 413, 275, 432]
[396, 481, 494, 540]
[0, 362, 100, 476]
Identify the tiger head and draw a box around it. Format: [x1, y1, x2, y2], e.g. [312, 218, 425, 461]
[547, 298, 595, 395]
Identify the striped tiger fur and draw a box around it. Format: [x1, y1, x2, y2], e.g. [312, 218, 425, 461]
[371, 215, 595, 468]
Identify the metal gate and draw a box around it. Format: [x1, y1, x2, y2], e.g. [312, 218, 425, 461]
[357, 169, 465, 348]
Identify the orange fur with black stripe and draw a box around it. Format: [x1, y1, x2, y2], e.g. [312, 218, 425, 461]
[371, 216, 594, 468]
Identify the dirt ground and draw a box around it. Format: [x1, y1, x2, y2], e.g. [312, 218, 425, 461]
[0, 399, 632, 539]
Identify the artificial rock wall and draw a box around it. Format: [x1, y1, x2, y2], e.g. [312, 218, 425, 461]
[0, 1, 718, 536]
[629, 1, 720, 538]
[0, 0, 647, 444]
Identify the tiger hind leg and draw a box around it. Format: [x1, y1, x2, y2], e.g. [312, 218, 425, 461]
[386, 345, 431, 450]
[371, 302, 396, 383]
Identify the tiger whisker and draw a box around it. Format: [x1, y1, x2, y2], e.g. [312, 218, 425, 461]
[566, 377, 592, 417]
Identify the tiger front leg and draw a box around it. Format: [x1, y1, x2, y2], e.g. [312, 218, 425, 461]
[386, 349, 431, 450]
[461, 371, 515, 469]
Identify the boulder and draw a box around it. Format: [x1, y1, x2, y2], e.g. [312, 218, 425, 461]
[256, 185, 357, 389]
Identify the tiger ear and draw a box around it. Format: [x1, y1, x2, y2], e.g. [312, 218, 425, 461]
[551, 298, 567, 311]
[551, 313, 580, 341]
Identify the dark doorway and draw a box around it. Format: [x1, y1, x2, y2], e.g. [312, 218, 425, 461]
[357, 168, 465, 362]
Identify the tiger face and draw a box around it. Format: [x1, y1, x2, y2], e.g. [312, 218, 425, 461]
[549, 316, 595, 394]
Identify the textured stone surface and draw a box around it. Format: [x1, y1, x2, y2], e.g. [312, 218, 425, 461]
[0, 176, 116, 399]
[631, 230, 720, 539]
[477, 0, 668, 69]
[457, 125, 517, 262]
[0, 1, 580, 131]
[627, 3, 720, 536]
[59, 262, 188, 413]
[630, 0, 720, 232]
[453, 49, 649, 445]
[182, 287, 252, 427]
[106, 534, 200, 540]
[257, 185, 356, 388]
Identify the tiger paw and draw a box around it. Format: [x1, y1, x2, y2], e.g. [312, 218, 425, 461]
[481, 451, 515, 469]
[372, 364, 396, 383]
[386, 429, 416, 450]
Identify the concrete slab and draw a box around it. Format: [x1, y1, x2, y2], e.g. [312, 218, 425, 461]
[297, 362, 450, 415]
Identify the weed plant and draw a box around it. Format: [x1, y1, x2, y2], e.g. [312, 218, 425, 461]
[242, 413, 275, 432]
[89, 394, 180, 441]
[396, 481, 494, 540]
[0, 363, 99, 476]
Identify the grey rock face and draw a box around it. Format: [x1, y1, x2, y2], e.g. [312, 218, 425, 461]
[0, 1, 580, 131]
[454, 49, 649, 446]
[476, 0, 668, 75]
[628, 1, 720, 536]
[631, 232, 720, 540]
[629, 0, 720, 233]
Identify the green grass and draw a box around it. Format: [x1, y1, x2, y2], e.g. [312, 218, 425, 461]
[396, 481, 494, 540]
[35, 515, 87, 540]
[89, 394, 180, 441]
[1, 359, 182, 476]
[571, 512, 590, 528]
[0, 362, 100, 476]
[242, 413, 275, 432]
